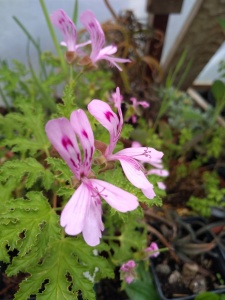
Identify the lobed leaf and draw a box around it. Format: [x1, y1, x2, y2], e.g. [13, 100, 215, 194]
[0, 158, 54, 190]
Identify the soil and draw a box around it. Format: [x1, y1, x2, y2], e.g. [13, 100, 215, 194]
[151, 249, 225, 299]
[146, 213, 225, 299]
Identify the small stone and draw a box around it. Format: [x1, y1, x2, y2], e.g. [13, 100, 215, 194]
[189, 274, 207, 294]
[169, 270, 182, 284]
[155, 263, 171, 275]
[182, 262, 199, 277]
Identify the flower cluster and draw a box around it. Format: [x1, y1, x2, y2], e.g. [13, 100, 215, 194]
[50, 9, 130, 69]
[120, 260, 136, 284]
[45, 87, 164, 246]
[45, 108, 138, 246]
[88, 88, 163, 200]
[120, 242, 160, 284]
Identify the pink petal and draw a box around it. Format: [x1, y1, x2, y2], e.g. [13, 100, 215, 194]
[70, 109, 94, 176]
[82, 198, 104, 246]
[117, 158, 155, 199]
[45, 118, 81, 179]
[96, 52, 131, 71]
[130, 97, 138, 108]
[98, 45, 117, 56]
[121, 260, 136, 271]
[116, 147, 163, 163]
[60, 183, 90, 235]
[157, 182, 166, 190]
[89, 179, 139, 212]
[50, 9, 77, 52]
[141, 186, 156, 199]
[80, 10, 105, 61]
[147, 169, 169, 177]
[138, 101, 150, 108]
[145, 242, 160, 257]
[88, 99, 120, 155]
[131, 141, 142, 148]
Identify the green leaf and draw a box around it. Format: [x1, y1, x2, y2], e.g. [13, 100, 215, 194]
[0, 98, 49, 155]
[14, 238, 114, 300]
[112, 219, 147, 264]
[126, 280, 160, 300]
[57, 83, 78, 118]
[0, 158, 54, 190]
[194, 292, 220, 300]
[0, 192, 60, 264]
[46, 157, 73, 182]
[218, 18, 225, 31]
[211, 80, 225, 103]
[98, 166, 162, 207]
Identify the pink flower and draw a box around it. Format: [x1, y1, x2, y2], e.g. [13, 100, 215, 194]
[157, 182, 166, 190]
[145, 242, 160, 258]
[45, 109, 138, 246]
[147, 168, 169, 190]
[88, 87, 164, 200]
[120, 260, 136, 284]
[131, 141, 142, 148]
[50, 9, 90, 62]
[80, 10, 131, 71]
[131, 142, 169, 190]
[108, 91, 123, 105]
[127, 97, 150, 123]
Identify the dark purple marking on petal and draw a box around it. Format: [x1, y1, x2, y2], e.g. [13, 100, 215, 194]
[70, 158, 77, 167]
[104, 111, 114, 122]
[77, 153, 81, 162]
[89, 22, 95, 28]
[62, 136, 73, 151]
[143, 147, 152, 158]
[90, 146, 94, 158]
[82, 130, 88, 139]
[85, 149, 88, 159]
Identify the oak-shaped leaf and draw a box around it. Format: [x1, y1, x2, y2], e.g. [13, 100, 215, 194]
[0, 158, 54, 190]
[14, 237, 114, 300]
[0, 192, 60, 263]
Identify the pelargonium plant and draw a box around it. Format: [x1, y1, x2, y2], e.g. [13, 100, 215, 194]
[0, 5, 166, 300]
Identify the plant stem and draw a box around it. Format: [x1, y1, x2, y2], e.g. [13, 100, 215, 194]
[39, 0, 67, 74]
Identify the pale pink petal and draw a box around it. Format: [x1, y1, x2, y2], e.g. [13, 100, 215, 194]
[125, 276, 135, 284]
[130, 97, 138, 108]
[157, 182, 166, 190]
[88, 99, 120, 155]
[98, 45, 117, 56]
[96, 49, 131, 71]
[60, 183, 90, 235]
[117, 158, 155, 199]
[80, 10, 105, 61]
[145, 242, 160, 257]
[131, 141, 142, 148]
[147, 169, 169, 177]
[70, 109, 94, 176]
[89, 179, 138, 212]
[142, 186, 156, 199]
[138, 101, 150, 108]
[109, 91, 123, 105]
[50, 9, 77, 52]
[116, 147, 163, 163]
[45, 118, 81, 179]
[82, 198, 104, 246]
[121, 260, 136, 271]
[131, 115, 137, 123]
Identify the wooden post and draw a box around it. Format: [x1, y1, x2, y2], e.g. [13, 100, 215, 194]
[146, 0, 184, 63]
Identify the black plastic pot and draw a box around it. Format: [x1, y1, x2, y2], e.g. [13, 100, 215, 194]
[150, 217, 225, 300]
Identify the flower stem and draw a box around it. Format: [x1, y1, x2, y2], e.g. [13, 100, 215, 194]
[39, 0, 67, 74]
